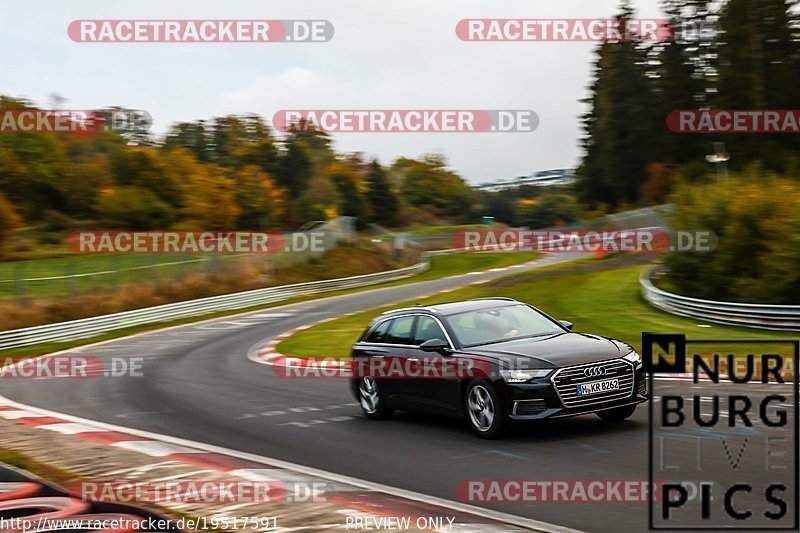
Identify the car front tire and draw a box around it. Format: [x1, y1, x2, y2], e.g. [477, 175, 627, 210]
[596, 404, 637, 422]
[357, 377, 393, 420]
[464, 380, 508, 439]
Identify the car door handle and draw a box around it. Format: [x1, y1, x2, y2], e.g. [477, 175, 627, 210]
[407, 358, 420, 363]
[365, 349, 390, 357]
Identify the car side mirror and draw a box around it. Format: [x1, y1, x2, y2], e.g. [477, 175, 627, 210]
[420, 338, 450, 352]
[559, 320, 574, 331]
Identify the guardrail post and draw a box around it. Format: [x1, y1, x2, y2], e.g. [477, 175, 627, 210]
[14, 261, 25, 303]
[66, 259, 77, 296]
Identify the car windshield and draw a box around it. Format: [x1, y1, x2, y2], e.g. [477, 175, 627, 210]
[446, 304, 564, 347]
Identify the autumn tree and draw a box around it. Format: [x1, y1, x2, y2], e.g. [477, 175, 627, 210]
[394, 155, 475, 222]
[233, 165, 285, 229]
[0, 192, 20, 257]
[324, 161, 365, 227]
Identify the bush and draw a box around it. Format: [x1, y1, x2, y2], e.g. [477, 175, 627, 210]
[96, 186, 176, 229]
[519, 193, 580, 229]
[664, 174, 800, 304]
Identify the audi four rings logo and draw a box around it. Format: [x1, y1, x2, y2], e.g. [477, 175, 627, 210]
[583, 366, 607, 378]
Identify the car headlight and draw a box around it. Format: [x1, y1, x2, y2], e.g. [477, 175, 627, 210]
[499, 369, 552, 383]
[623, 351, 642, 364]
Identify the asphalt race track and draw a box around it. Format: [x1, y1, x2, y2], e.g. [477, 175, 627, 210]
[1, 254, 796, 532]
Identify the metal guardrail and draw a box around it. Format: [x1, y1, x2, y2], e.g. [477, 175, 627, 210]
[0, 259, 430, 350]
[640, 266, 800, 331]
[0, 217, 357, 301]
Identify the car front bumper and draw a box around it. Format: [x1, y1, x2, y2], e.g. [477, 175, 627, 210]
[497, 364, 649, 420]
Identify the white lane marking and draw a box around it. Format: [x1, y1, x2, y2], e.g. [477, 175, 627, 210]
[39, 422, 107, 435]
[0, 394, 582, 533]
[237, 403, 359, 420]
[277, 416, 358, 428]
[195, 322, 253, 331]
[112, 440, 206, 457]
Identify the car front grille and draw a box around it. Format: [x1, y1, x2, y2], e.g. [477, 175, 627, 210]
[552, 359, 634, 408]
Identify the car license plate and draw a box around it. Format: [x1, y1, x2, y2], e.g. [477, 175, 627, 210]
[577, 378, 619, 396]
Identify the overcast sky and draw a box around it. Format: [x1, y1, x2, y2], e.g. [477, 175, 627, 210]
[1, 0, 663, 184]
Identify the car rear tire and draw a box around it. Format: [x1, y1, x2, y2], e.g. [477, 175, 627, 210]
[464, 381, 508, 439]
[596, 404, 637, 422]
[357, 377, 393, 420]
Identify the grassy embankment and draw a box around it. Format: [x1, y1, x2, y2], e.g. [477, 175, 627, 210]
[278, 256, 795, 362]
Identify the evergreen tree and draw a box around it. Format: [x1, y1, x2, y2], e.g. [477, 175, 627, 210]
[715, 0, 800, 169]
[275, 141, 312, 199]
[649, 0, 711, 164]
[164, 121, 210, 162]
[577, 1, 660, 207]
[365, 161, 399, 226]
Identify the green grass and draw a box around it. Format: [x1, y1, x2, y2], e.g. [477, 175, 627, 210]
[369, 224, 499, 251]
[277, 259, 795, 360]
[404, 252, 540, 282]
[0, 254, 232, 299]
[0, 252, 541, 360]
[403, 224, 487, 236]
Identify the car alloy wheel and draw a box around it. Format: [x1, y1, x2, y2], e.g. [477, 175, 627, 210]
[467, 384, 495, 432]
[359, 377, 379, 414]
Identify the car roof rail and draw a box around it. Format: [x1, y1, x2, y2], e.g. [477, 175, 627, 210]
[470, 297, 518, 302]
[379, 306, 434, 315]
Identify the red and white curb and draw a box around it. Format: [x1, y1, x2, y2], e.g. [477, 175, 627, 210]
[0, 395, 577, 533]
[0, 401, 283, 472]
[251, 318, 354, 372]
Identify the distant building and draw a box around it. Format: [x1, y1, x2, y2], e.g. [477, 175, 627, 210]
[476, 169, 576, 192]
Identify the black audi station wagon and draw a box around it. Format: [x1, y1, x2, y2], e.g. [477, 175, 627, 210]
[349, 297, 647, 438]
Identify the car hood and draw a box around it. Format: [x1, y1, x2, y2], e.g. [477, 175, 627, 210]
[463, 332, 627, 368]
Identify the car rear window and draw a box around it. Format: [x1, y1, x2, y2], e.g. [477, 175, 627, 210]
[365, 319, 391, 343]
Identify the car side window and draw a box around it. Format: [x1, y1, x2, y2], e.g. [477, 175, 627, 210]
[414, 316, 447, 345]
[384, 316, 416, 345]
[365, 319, 391, 343]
